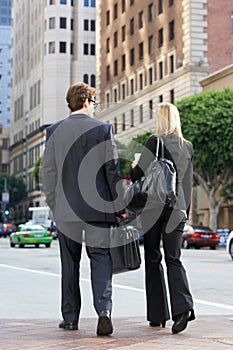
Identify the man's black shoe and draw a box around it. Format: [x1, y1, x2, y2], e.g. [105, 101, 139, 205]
[59, 320, 78, 330]
[97, 310, 113, 336]
[172, 310, 195, 334]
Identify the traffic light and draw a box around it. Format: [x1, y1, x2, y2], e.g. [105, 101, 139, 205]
[4, 208, 10, 216]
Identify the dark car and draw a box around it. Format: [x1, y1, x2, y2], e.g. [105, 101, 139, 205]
[182, 224, 220, 250]
[0, 223, 17, 238]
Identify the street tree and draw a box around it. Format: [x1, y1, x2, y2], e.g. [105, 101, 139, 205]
[0, 173, 27, 208]
[176, 88, 233, 231]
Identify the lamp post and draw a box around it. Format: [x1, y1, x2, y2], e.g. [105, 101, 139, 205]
[1, 177, 10, 223]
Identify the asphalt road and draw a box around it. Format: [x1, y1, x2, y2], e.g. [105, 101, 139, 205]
[0, 237, 232, 320]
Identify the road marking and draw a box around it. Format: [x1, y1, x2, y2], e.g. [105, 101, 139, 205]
[1, 263, 233, 311]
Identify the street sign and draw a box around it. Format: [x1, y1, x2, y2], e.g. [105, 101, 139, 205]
[2, 192, 9, 204]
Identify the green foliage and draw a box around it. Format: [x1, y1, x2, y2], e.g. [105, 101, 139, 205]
[0, 174, 27, 207]
[118, 131, 153, 177]
[176, 88, 233, 201]
[31, 156, 42, 190]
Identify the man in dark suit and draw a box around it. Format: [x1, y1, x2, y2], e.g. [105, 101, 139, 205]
[42, 82, 125, 336]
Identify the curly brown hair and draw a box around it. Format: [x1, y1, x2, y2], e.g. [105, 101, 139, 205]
[66, 82, 96, 112]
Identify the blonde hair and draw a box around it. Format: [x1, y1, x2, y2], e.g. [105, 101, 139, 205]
[154, 102, 183, 140]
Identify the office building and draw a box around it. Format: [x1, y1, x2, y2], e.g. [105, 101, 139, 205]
[0, 0, 11, 128]
[96, 0, 233, 143]
[10, 0, 96, 215]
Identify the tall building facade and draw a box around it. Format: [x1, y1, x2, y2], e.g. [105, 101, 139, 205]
[10, 0, 96, 216]
[96, 0, 233, 143]
[0, 0, 11, 128]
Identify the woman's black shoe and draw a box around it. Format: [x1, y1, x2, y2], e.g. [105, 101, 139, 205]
[149, 321, 166, 328]
[172, 310, 195, 334]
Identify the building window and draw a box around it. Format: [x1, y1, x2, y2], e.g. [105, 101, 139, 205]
[114, 117, 117, 134]
[49, 0, 56, 4]
[70, 43, 74, 55]
[84, 0, 88, 6]
[91, 0, 95, 7]
[114, 31, 118, 48]
[114, 88, 117, 102]
[114, 3, 118, 19]
[130, 48, 134, 66]
[71, 19, 74, 30]
[170, 55, 174, 73]
[158, 0, 163, 14]
[139, 73, 143, 90]
[148, 67, 153, 84]
[106, 10, 110, 25]
[84, 43, 88, 55]
[121, 54, 126, 71]
[159, 94, 163, 102]
[169, 0, 174, 6]
[122, 83, 126, 99]
[83, 74, 88, 84]
[114, 60, 118, 76]
[60, 0, 67, 3]
[84, 19, 89, 30]
[158, 28, 163, 47]
[106, 38, 110, 53]
[130, 18, 134, 35]
[91, 74, 96, 87]
[139, 105, 143, 123]
[106, 93, 110, 107]
[149, 100, 153, 119]
[148, 3, 153, 22]
[60, 17, 67, 28]
[122, 114, 126, 131]
[170, 89, 174, 103]
[148, 35, 153, 55]
[169, 20, 175, 41]
[49, 41, 55, 53]
[122, 25, 126, 41]
[71, 0, 74, 5]
[130, 109, 134, 127]
[60, 42, 66, 53]
[90, 44, 95, 55]
[49, 17, 55, 29]
[159, 61, 163, 79]
[122, 0, 126, 13]
[138, 42, 144, 60]
[91, 20, 95, 31]
[130, 79, 134, 95]
[130, 0, 134, 5]
[139, 11, 143, 29]
[106, 65, 110, 81]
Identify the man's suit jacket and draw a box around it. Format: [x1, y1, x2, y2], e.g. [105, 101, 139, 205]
[42, 113, 124, 223]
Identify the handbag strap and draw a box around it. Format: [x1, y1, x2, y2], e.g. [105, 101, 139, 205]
[155, 136, 164, 159]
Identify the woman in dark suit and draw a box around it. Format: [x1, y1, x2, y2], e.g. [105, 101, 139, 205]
[130, 102, 195, 334]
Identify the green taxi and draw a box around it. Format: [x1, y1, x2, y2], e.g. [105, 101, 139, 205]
[10, 224, 53, 248]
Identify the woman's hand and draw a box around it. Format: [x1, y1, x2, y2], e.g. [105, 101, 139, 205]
[131, 160, 138, 169]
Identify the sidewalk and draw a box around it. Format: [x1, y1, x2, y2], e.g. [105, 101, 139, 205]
[0, 316, 232, 350]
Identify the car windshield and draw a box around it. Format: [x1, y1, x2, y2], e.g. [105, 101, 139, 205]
[19, 225, 45, 232]
[192, 226, 213, 232]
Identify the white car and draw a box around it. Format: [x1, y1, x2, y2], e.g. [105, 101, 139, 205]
[226, 231, 233, 260]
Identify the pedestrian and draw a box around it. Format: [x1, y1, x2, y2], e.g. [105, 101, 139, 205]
[42, 82, 125, 336]
[130, 102, 195, 334]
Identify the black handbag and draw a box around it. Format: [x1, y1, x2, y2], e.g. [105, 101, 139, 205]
[125, 137, 177, 214]
[110, 221, 141, 274]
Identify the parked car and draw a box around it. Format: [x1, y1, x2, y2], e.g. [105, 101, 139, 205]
[0, 223, 17, 238]
[226, 230, 233, 260]
[10, 224, 53, 248]
[182, 224, 220, 250]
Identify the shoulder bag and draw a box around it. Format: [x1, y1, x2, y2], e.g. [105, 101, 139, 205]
[124, 136, 177, 214]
